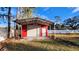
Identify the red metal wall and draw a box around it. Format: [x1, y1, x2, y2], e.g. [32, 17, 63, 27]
[46, 26, 48, 37]
[22, 25, 27, 38]
[21, 24, 48, 38]
[40, 25, 48, 37]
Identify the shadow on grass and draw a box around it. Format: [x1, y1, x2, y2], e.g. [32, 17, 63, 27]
[1, 39, 79, 51]
[4, 42, 48, 51]
[56, 38, 79, 47]
[33, 39, 79, 47]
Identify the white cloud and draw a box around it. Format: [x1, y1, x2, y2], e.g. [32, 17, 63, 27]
[72, 7, 79, 13]
[43, 7, 50, 11]
[33, 13, 53, 22]
[34, 13, 49, 19]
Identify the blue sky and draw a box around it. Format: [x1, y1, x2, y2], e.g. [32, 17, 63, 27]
[0, 7, 17, 27]
[33, 7, 79, 22]
[0, 7, 79, 27]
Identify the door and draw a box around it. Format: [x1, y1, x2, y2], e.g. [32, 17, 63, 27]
[22, 25, 27, 38]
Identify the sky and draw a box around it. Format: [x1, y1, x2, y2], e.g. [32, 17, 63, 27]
[0, 7, 79, 27]
[33, 7, 79, 22]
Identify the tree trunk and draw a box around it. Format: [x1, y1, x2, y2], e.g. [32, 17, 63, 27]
[7, 7, 11, 38]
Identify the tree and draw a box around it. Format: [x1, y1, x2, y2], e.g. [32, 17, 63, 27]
[55, 16, 61, 24]
[54, 16, 61, 30]
[64, 16, 79, 30]
[7, 7, 11, 38]
[17, 7, 35, 19]
[0, 7, 12, 38]
[60, 24, 67, 30]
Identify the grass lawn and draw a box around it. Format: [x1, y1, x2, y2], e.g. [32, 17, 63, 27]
[49, 33, 79, 38]
[0, 39, 79, 51]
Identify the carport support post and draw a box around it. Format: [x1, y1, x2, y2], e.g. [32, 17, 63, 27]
[15, 23, 19, 39]
[14, 22, 16, 39]
[36, 23, 38, 38]
[21, 25, 22, 38]
[17, 24, 20, 39]
[49, 25, 51, 38]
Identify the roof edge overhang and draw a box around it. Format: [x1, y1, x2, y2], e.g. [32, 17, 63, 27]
[14, 17, 53, 26]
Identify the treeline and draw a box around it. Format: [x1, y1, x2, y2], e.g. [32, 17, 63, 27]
[49, 16, 79, 30]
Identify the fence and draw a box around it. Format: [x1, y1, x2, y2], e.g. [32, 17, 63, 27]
[48, 30, 79, 34]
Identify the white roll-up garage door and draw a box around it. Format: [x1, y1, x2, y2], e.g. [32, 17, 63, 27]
[42, 28, 46, 37]
[27, 25, 40, 37]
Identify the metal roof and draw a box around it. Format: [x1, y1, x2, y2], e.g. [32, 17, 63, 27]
[14, 17, 53, 26]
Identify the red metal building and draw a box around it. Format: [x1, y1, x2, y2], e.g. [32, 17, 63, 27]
[14, 17, 53, 40]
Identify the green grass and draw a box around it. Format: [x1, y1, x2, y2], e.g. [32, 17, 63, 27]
[1, 39, 79, 51]
[65, 39, 79, 45]
[49, 33, 79, 38]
